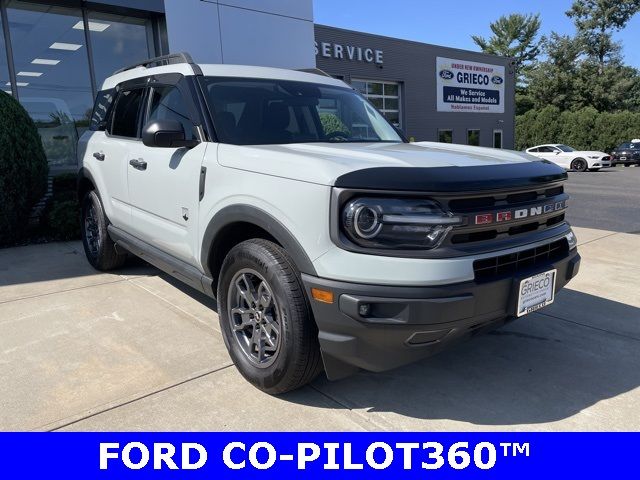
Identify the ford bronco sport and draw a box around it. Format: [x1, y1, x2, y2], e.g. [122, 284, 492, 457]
[78, 53, 581, 394]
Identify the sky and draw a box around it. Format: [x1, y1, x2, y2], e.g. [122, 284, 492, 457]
[313, 0, 640, 68]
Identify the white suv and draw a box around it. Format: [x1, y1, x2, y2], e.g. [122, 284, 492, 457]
[78, 53, 581, 394]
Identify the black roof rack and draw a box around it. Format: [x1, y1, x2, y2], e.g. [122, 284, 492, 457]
[113, 52, 202, 76]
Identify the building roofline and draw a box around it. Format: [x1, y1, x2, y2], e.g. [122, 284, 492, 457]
[314, 24, 516, 63]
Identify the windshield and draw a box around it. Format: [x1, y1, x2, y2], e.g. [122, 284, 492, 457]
[200, 77, 403, 145]
[557, 145, 575, 152]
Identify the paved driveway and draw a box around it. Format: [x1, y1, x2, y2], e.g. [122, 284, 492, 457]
[1, 226, 639, 431]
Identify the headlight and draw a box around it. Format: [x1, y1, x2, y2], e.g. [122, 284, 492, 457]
[588, 155, 600, 159]
[342, 197, 462, 249]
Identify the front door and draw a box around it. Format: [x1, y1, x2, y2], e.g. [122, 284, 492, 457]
[126, 83, 207, 266]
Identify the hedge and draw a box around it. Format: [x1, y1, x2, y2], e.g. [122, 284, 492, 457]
[0, 91, 48, 246]
[516, 107, 640, 152]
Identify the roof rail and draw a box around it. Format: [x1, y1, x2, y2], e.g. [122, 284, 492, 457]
[113, 52, 202, 76]
[297, 67, 333, 78]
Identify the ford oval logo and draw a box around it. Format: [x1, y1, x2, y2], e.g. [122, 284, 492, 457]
[491, 75, 504, 85]
[439, 69, 454, 80]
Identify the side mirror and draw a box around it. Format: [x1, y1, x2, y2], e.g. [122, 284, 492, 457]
[142, 119, 199, 148]
[555, 151, 561, 155]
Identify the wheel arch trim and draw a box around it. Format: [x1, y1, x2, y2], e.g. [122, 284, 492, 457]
[201, 204, 318, 282]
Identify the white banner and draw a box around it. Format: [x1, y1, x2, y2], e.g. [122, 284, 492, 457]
[436, 57, 505, 113]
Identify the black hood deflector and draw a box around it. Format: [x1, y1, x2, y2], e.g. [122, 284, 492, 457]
[334, 161, 567, 192]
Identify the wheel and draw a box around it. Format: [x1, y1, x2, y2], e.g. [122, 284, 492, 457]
[625, 163, 631, 167]
[81, 190, 127, 271]
[217, 239, 322, 394]
[571, 158, 588, 172]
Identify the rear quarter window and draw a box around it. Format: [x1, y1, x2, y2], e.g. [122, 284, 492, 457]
[90, 89, 115, 131]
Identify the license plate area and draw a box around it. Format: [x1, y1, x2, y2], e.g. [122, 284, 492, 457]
[516, 269, 557, 317]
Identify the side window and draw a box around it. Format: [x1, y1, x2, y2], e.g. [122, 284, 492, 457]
[538, 146, 553, 153]
[529, 147, 539, 153]
[630, 143, 639, 150]
[147, 85, 196, 140]
[110, 89, 145, 138]
[90, 89, 115, 131]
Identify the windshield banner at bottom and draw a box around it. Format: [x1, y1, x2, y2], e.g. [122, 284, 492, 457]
[0, 433, 635, 478]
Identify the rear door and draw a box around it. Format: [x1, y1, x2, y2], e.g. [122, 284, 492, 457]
[126, 78, 207, 266]
[88, 86, 146, 229]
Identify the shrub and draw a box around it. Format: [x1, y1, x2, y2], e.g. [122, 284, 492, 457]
[0, 91, 48, 246]
[516, 108, 640, 152]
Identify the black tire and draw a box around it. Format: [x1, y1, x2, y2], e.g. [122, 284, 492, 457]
[217, 239, 322, 394]
[81, 190, 126, 271]
[571, 158, 588, 172]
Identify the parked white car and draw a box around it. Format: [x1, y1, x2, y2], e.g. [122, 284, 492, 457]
[525, 144, 611, 172]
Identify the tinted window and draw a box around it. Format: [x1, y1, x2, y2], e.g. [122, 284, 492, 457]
[618, 143, 631, 149]
[557, 144, 575, 152]
[467, 129, 480, 146]
[110, 89, 144, 138]
[630, 143, 640, 150]
[438, 129, 453, 143]
[90, 89, 115, 131]
[147, 86, 196, 140]
[201, 77, 402, 145]
[538, 146, 555, 153]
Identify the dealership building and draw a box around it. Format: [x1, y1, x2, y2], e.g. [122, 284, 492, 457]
[0, 0, 514, 171]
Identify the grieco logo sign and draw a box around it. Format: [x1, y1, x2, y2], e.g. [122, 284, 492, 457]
[436, 57, 506, 114]
[315, 41, 383, 64]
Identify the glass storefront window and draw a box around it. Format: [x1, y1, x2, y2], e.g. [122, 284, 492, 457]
[351, 79, 402, 128]
[467, 129, 480, 146]
[1, 9, 11, 95]
[3, 2, 155, 170]
[6, 1, 93, 169]
[88, 11, 151, 88]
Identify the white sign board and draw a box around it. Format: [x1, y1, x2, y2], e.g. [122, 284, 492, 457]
[436, 57, 505, 113]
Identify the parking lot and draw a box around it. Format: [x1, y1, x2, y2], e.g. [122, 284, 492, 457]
[1, 166, 639, 432]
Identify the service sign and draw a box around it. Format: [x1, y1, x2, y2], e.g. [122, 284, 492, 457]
[436, 57, 505, 113]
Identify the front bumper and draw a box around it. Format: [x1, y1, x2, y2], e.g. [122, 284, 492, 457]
[303, 248, 581, 380]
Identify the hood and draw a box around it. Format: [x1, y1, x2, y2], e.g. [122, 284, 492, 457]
[218, 141, 545, 186]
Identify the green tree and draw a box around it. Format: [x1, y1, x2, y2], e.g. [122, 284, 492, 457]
[567, 0, 640, 71]
[472, 13, 542, 85]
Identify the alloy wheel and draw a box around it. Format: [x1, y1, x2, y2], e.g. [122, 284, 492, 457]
[84, 204, 100, 256]
[227, 269, 282, 368]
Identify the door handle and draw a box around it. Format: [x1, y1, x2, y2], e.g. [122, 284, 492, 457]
[129, 158, 147, 171]
[93, 152, 105, 161]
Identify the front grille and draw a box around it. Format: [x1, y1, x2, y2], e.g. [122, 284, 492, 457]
[442, 184, 568, 246]
[473, 238, 569, 282]
[448, 186, 564, 212]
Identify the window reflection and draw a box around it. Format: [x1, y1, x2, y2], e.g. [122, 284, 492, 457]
[3, 2, 154, 169]
[7, 1, 93, 169]
[88, 12, 151, 88]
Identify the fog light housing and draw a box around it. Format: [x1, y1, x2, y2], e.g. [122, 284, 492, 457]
[358, 303, 371, 317]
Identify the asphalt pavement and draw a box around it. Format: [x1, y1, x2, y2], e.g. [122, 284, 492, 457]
[564, 166, 640, 234]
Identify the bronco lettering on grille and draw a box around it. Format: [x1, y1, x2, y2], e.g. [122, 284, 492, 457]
[474, 200, 567, 225]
